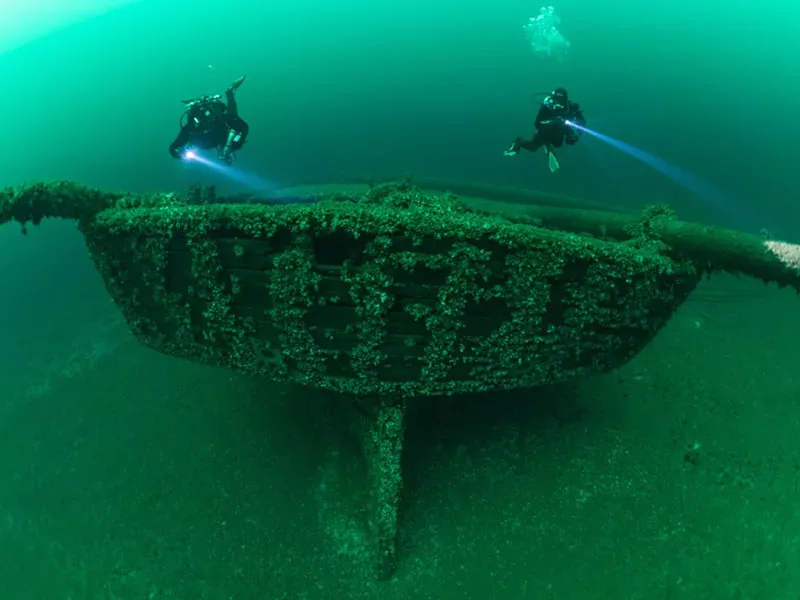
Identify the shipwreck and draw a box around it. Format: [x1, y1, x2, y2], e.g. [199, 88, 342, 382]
[2, 177, 798, 579]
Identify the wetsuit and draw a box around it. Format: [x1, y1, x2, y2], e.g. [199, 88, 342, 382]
[169, 87, 249, 162]
[512, 99, 586, 154]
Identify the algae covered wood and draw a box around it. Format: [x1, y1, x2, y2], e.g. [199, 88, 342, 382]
[359, 393, 406, 579]
[5, 178, 800, 580]
[460, 198, 800, 292]
[75, 184, 700, 398]
[2, 179, 800, 399]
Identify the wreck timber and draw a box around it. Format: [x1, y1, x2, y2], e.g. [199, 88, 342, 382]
[2, 178, 800, 579]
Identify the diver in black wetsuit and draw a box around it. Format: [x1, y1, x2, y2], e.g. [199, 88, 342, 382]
[169, 76, 249, 164]
[504, 87, 586, 172]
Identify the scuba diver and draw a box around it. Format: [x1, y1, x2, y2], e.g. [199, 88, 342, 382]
[169, 76, 249, 164]
[504, 87, 586, 173]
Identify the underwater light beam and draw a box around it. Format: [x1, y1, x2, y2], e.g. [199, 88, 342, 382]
[182, 150, 279, 194]
[564, 119, 734, 215]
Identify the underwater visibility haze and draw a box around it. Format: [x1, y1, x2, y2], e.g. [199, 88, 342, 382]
[2, 1, 800, 598]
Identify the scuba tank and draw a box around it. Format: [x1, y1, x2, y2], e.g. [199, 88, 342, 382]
[179, 94, 223, 129]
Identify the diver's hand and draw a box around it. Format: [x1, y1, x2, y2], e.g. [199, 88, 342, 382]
[503, 140, 521, 157]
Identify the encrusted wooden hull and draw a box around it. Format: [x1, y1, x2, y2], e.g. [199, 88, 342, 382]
[5, 179, 799, 580]
[82, 185, 700, 397]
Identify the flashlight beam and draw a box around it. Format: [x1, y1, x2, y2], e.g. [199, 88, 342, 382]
[179, 148, 279, 194]
[562, 119, 754, 229]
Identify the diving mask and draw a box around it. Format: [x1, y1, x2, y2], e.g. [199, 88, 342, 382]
[544, 94, 566, 111]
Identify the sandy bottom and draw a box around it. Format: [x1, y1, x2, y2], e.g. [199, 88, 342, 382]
[1, 273, 798, 600]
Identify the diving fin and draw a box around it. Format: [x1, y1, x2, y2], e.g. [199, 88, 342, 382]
[228, 76, 246, 93]
[545, 146, 560, 173]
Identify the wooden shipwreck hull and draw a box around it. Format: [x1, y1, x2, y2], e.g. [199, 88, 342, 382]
[4, 179, 800, 580]
[82, 186, 700, 397]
